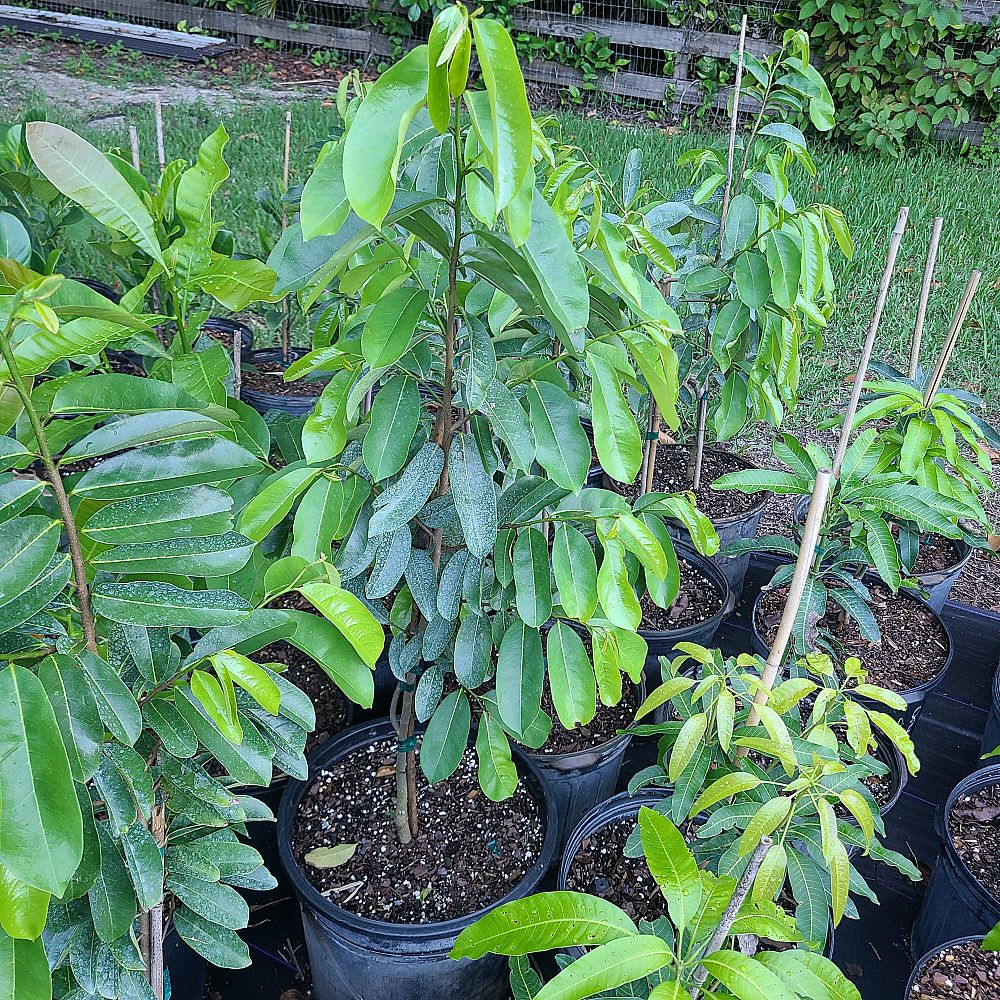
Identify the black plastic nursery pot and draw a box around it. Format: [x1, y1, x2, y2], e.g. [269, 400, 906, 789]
[240, 347, 329, 417]
[905, 935, 990, 999]
[639, 542, 730, 685]
[526, 679, 645, 853]
[72, 276, 121, 303]
[982, 660, 1000, 757]
[277, 719, 558, 1000]
[749, 579, 954, 732]
[202, 316, 254, 352]
[910, 764, 1000, 961]
[165, 922, 207, 998]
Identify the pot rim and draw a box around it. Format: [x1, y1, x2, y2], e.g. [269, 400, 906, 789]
[934, 763, 1000, 910]
[637, 541, 732, 642]
[749, 573, 955, 699]
[277, 718, 558, 940]
[906, 934, 989, 995]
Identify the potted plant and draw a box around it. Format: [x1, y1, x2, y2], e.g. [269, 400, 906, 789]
[255, 6, 721, 996]
[910, 763, 1000, 960]
[0, 272, 374, 998]
[25, 121, 274, 371]
[907, 923, 1000, 1000]
[451, 804, 864, 999]
[624, 27, 852, 607]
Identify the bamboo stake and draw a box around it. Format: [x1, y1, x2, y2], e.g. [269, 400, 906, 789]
[280, 109, 292, 363]
[128, 126, 141, 172]
[644, 405, 661, 494]
[922, 269, 981, 407]
[153, 94, 165, 174]
[719, 14, 748, 234]
[830, 206, 909, 479]
[909, 217, 943, 379]
[743, 468, 832, 733]
[639, 403, 657, 494]
[232, 325, 242, 401]
[691, 17, 747, 491]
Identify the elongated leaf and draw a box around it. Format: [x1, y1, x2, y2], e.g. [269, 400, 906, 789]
[0, 515, 60, 600]
[513, 526, 552, 627]
[362, 286, 429, 368]
[92, 531, 253, 577]
[172, 905, 250, 969]
[453, 611, 493, 688]
[700, 950, 798, 1000]
[476, 712, 518, 801]
[0, 929, 50, 1000]
[765, 232, 801, 311]
[734, 251, 770, 310]
[546, 622, 596, 729]
[526, 381, 590, 492]
[364, 376, 420, 482]
[369, 442, 443, 536]
[300, 141, 349, 240]
[88, 821, 136, 943]
[26, 122, 163, 264]
[51, 373, 227, 418]
[588, 351, 641, 484]
[482, 379, 535, 471]
[300, 581, 384, 668]
[450, 432, 498, 558]
[552, 524, 598, 622]
[534, 935, 672, 1000]
[496, 620, 544, 738]
[92, 581, 252, 628]
[78, 651, 142, 747]
[421, 689, 471, 784]
[638, 806, 702, 929]
[37, 655, 102, 783]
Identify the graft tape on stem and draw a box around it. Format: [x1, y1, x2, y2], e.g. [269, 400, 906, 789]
[396, 735, 417, 753]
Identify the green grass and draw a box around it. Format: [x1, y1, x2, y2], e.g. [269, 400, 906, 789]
[8, 92, 1000, 417]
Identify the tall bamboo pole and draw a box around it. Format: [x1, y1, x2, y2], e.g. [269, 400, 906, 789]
[908, 217, 943, 379]
[922, 270, 982, 407]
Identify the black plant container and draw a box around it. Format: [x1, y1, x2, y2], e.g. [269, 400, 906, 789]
[910, 764, 1000, 960]
[164, 923, 207, 998]
[201, 316, 254, 352]
[71, 276, 120, 303]
[557, 789, 835, 960]
[982, 660, 1000, 757]
[639, 542, 730, 686]
[278, 720, 558, 1000]
[526, 679, 645, 854]
[749, 578, 953, 732]
[905, 936, 987, 998]
[240, 347, 329, 417]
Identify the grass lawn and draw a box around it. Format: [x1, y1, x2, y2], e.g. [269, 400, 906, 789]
[10, 93, 1000, 419]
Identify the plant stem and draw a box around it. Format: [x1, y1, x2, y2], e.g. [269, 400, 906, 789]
[0, 325, 97, 652]
[689, 835, 773, 999]
[689, 316, 712, 488]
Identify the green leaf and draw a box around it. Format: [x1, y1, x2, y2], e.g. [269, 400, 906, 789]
[51, 373, 228, 418]
[523, 190, 590, 344]
[739, 796, 793, 857]
[89, 821, 137, 943]
[734, 251, 770, 309]
[92, 531, 254, 577]
[720, 193, 758, 261]
[450, 891, 637, 958]
[37, 655, 102, 783]
[0, 515, 60, 605]
[421, 689, 471, 784]
[700, 950, 798, 1000]
[453, 611, 493, 687]
[362, 286, 429, 368]
[526, 381, 590, 492]
[854, 509, 900, 591]
[302, 370, 356, 464]
[0, 868, 48, 941]
[689, 773, 762, 815]
[168, 872, 249, 929]
[122, 822, 164, 912]
[172, 905, 250, 969]
[26, 122, 164, 265]
[765, 232, 801, 311]
[300, 581, 385, 668]
[481, 379, 535, 471]
[534, 935, 672, 1000]
[92, 581, 251, 628]
[496, 619, 544, 738]
[190, 669, 242, 744]
[476, 712, 518, 801]
[301, 141, 350, 240]
[239, 467, 321, 542]
[711, 300, 751, 371]
[364, 376, 420, 482]
[427, 6, 466, 130]
[900, 418, 936, 476]
[756, 951, 862, 1000]
[143, 697, 197, 758]
[513, 527, 552, 628]
[343, 45, 429, 227]
[0, 929, 50, 1000]
[0, 665, 81, 897]
[64, 411, 228, 463]
[588, 351, 641, 484]
[0, 213, 30, 265]
[463, 320, 497, 412]
[471, 18, 532, 213]
[210, 649, 282, 715]
[638, 805, 702, 929]
[196, 256, 279, 311]
[450, 432, 498, 559]
[284, 610, 375, 710]
[596, 536, 641, 630]
[546, 622, 596, 729]
[552, 525, 598, 622]
[76, 650, 142, 748]
[615, 513, 667, 580]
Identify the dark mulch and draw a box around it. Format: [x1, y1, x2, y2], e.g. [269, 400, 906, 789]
[911, 533, 964, 575]
[564, 816, 663, 924]
[623, 446, 767, 521]
[756, 583, 950, 693]
[640, 557, 723, 631]
[258, 642, 349, 754]
[909, 939, 1000, 999]
[948, 783, 1000, 901]
[533, 679, 637, 755]
[291, 739, 544, 923]
[243, 363, 324, 397]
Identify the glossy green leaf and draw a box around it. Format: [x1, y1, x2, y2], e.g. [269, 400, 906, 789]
[172, 905, 250, 969]
[450, 432, 498, 559]
[0, 929, 50, 1000]
[0, 515, 60, 601]
[300, 581, 384, 669]
[284, 610, 375, 710]
[362, 286, 429, 369]
[369, 441, 443, 536]
[765, 231, 801, 311]
[734, 251, 770, 310]
[588, 351, 641, 484]
[0, 213, 30, 265]
[496, 620, 544, 738]
[93, 531, 254, 577]
[77, 650, 142, 747]
[92, 581, 252, 628]
[700, 950, 798, 1000]
[476, 712, 518, 801]
[534, 935, 672, 1000]
[638, 806, 702, 929]
[239, 467, 321, 542]
[513, 526, 552, 627]
[453, 611, 493, 688]
[37, 655, 102, 783]
[300, 141, 350, 240]
[546, 621, 596, 729]
[552, 525, 598, 622]
[364, 376, 420, 482]
[89, 821, 137, 943]
[421, 689, 471, 784]
[526, 381, 590, 492]
[83, 485, 234, 546]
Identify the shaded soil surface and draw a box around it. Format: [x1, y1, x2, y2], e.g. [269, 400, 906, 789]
[640, 557, 723, 631]
[258, 641, 349, 754]
[242, 362, 324, 397]
[909, 939, 1000, 999]
[756, 584, 950, 693]
[564, 816, 663, 923]
[623, 446, 768, 521]
[292, 739, 544, 922]
[533, 679, 638, 755]
[948, 783, 1000, 901]
[911, 533, 964, 575]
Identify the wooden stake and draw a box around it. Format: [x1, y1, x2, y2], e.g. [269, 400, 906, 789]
[719, 14, 748, 234]
[232, 326, 242, 402]
[128, 125, 141, 172]
[909, 216, 943, 380]
[283, 108, 292, 198]
[743, 468, 833, 732]
[922, 269, 982, 407]
[153, 94, 165, 174]
[281, 109, 292, 363]
[830, 206, 909, 479]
